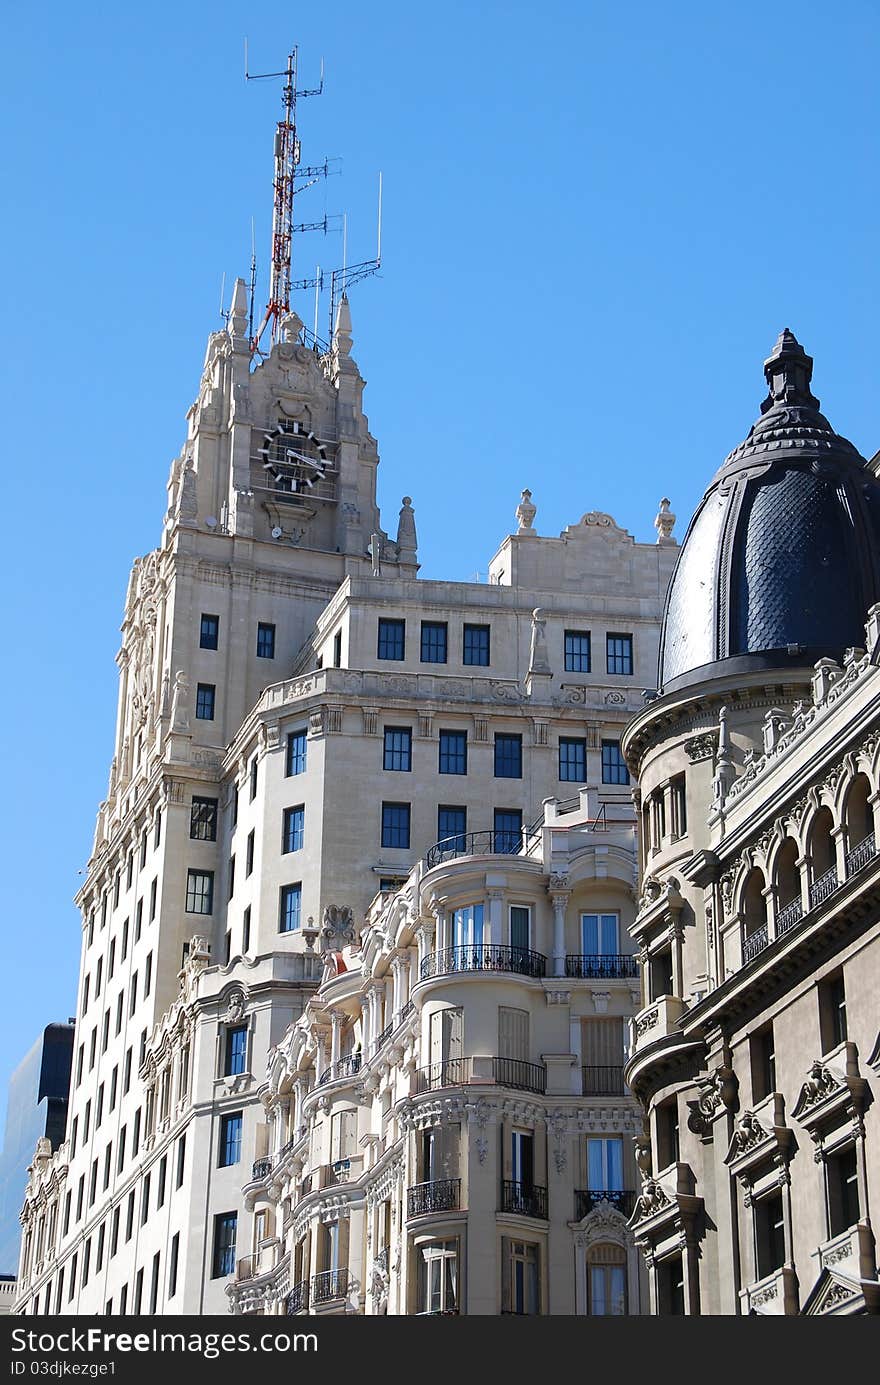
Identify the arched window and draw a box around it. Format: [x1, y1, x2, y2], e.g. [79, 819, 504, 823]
[808, 807, 836, 905]
[587, 1242, 627, 1315]
[844, 774, 872, 850]
[741, 868, 767, 938]
[774, 838, 800, 909]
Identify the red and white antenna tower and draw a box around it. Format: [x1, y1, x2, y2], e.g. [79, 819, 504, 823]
[246, 44, 325, 355]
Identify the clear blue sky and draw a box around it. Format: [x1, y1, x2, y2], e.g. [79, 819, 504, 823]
[1, 1, 877, 1133]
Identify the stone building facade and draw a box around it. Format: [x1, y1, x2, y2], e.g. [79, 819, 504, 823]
[13, 265, 677, 1314]
[622, 331, 880, 1315]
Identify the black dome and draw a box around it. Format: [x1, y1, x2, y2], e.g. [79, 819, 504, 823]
[660, 330, 880, 692]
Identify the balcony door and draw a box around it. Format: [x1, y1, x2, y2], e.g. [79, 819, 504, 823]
[587, 1136, 623, 1194]
[511, 1129, 534, 1191]
[429, 1007, 463, 1084]
[581, 912, 619, 956]
[510, 905, 530, 954]
[452, 904, 484, 949]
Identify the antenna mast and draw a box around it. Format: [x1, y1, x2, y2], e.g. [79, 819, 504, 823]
[246, 45, 324, 354]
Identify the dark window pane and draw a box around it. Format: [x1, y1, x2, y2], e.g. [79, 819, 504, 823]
[286, 730, 307, 775]
[225, 1028, 248, 1076]
[439, 730, 467, 775]
[606, 634, 633, 675]
[438, 807, 466, 852]
[378, 618, 405, 660]
[559, 738, 586, 782]
[601, 740, 630, 785]
[420, 622, 448, 664]
[463, 624, 490, 666]
[196, 683, 215, 720]
[279, 884, 302, 932]
[256, 622, 276, 659]
[190, 796, 218, 841]
[199, 614, 219, 650]
[219, 1114, 242, 1168]
[564, 630, 591, 673]
[282, 806, 304, 853]
[383, 727, 412, 772]
[494, 809, 522, 854]
[185, 870, 214, 914]
[494, 733, 522, 779]
[381, 802, 411, 850]
[212, 1213, 237, 1278]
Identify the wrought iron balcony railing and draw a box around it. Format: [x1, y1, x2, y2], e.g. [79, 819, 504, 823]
[845, 833, 876, 878]
[775, 897, 803, 936]
[565, 953, 639, 979]
[420, 944, 546, 982]
[311, 1268, 349, 1305]
[582, 1064, 625, 1097]
[286, 1280, 309, 1314]
[575, 1188, 635, 1220]
[415, 1058, 472, 1093]
[742, 923, 770, 964]
[424, 829, 527, 870]
[251, 1157, 273, 1181]
[407, 1178, 461, 1218]
[492, 1058, 546, 1094]
[809, 865, 838, 909]
[500, 1180, 547, 1219]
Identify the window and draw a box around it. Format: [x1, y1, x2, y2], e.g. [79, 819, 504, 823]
[819, 972, 847, 1052]
[220, 1113, 243, 1167]
[89, 1028, 97, 1069]
[418, 1239, 458, 1314]
[657, 1254, 685, 1315]
[149, 1252, 160, 1314]
[494, 733, 522, 779]
[82, 974, 90, 1015]
[125, 1190, 135, 1243]
[463, 623, 490, 666]
[75, 1044, 83, 1088]
[110, 1206, 120, 1258]
[200, 613, 219, 650]
[140, 829, 147, 869]
[256, 622, 276, 659]
[332, 629, 342, 667]
[108, 940, 116, 980]
[494, 809, 522, 855]
[113, 873, 120, 908]
[149, 879, 157, 921]
[750, 1024, 776, 1103]
[377, 618, 405, 660]
[439, 730, 467, 775]
[279, 883, 302, 933]
[754, 1189, 786, 1279]
[176, 1134, 186, 1188]
[103, 1143, 112, 1190]
[212, 1213, 237, 1278]
[383, 727, 412, 772]
[141, 1174, 151, 1225]
[224, 929, 232, 965]
[96, 1083, 104, 1127]
[225, 1026, 248, 1076]
[196, 683, 215, 720]
[286, 730, 307, 776]
[564, 630, 591, 673]
[135, 899, 143, 942]
[119, 1284, 128, 1315]
[827, 1143, 860, 1237]
[245, 829, 255, 876]
[588, 1243, 627, 1315]
[242, 906, 251, 954]
[670, 774, 687, 837]
[438, 806, 467, 853]
[154, 808, 162, 848]
[230, 784, 238, 830]
[133, 1268, 144, 1314]
[88, 1159, 98, 1207]
[129, 974, 138, 1017]
[123, 1047, 132, 1094]
[505, 1239, 539, 1315]
[381, 802, 411, 850]
[282, 806, 304, 853]
[581, 913, 619, 956]
[95, 957, 103, 996]
[168, 1233, 180, 1299]
[132, 1107, 142, 1155]
[509, 906, 530, 953]
[587, 1136, 624, 1192]
[559, 737, 587, 782]
[656, 1098, 680, 1170]
[606, 633, 633, 675]
[228, 856, 236, 900]
[190, 796, 218, 840]
[601, 739, 629, 785]
[126, 851, 133, 890]
[144, 952, 152, 997]
[249, 757, 258, 801]
[420, 621, 448, 664]
[114, 992, 123, 1037]
[68, 1254, 78, 1300]
[185, 869, 214, 914]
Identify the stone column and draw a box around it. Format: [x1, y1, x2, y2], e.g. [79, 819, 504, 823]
[487, 889, 504, 948]
[330, 1011, 343, 1067]
[391, 954, 409, 1015]
[549, 889, 570, 978]
[293, 1078, 306, 1139]
[415, 920, 435, 971]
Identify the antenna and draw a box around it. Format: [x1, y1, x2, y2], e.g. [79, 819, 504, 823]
[328, 174, 383, 340]
[246, 44, 327, 355]
[218, 271, 228, 324]
[248, 219, 257, 347]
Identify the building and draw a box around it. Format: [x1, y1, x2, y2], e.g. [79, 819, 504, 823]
[0, 1024, 74, 1279]
[622, 330, 880, 1315]
[13, 97, 678, 1308]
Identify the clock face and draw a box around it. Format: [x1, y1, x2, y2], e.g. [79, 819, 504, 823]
[257, 420, 330, 494]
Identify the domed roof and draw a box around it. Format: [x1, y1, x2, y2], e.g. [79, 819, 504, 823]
[659, 330, 880, 693]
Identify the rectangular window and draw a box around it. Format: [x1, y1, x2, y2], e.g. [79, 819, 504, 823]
[185, 869, 214, 914]
[119, 1284, 128, 1314]
[256, 622, 276, 659]
[123, 1047, 132, 1094]
[212, 1213, 237, 1278]
[190, 796, 218, 841]
[559, 737, 587, 782]
[249, 757, 258, 801]
[506, 1238, 539, 1315]
[141, 1174, 151, 1225]
[383, 726, 412, 772]
[657, 1254, 685, 1315]
[243, 906, 251, 954]
[438, 806, 467, 853]
[89, 1028, 97, 1069]
[377, 618, 405, 660]
[509, 906, 530, 953]
[128, 974, 138, 1018]
[279, 883, 302, 933]
[755, 1190, 786, 1280]
[656, 1098, 680, 1170]
[149, 879, 157, 921]
[282, 806, 304, 853]
[110, 1207, 119, 1258]
[332, 629, 342, 667]
[126, 851, 133, 891]
[420, 621, 448, 664]
[176, 1134, 186, 1189]
[750, 1024, 776, 1103]
[228, 855, 236, 900]
[606, 633, 633, 675]
[381, 802, 411, 850]
[144, 953, 152, 997]
[581, 912, 620, 956]
[463, 623, 490, 666]
[225, 1027, 248, 1077]
[494, 809, 522, 855]
[108, 940, 116, 980]
[245, 829, 255, 876]
[200, 613, 219, 650]
[95, 957, 103, 996]
[75, 1044, 83, 1088]
[121, 918, 129, 960]
[135, 899, 143, 942]
[154, 808, 162, 848]
[564, 630, 591, 673]
[494, 733, 522, 779]
[100, 1008, 110, 1053]
[286, 730, 307, 776]
[439, 729, 467, 775]
[117, 1127, 126, 1173]
[168, 1233, 180, 1298]
[113, 873, 120, 909]
[587, 1135, 624, 1192]
[140, 829, 147, 870]
[230, 784, 238, 830]
[103, 1143, 112, 1190]
[196, 683, 216, 720]
[133, 1268, 144, 1314]
[125, 1191, 135, 1243]
[149, 1252, 160, 1314]
[109, 1064, 118, 1111]
[418, 1239, 458, 1314]
[827, 1144, 860, 1237]
[88, 1159, 98, 1206]
[601, 739, 630, 785]
[96, 1083, 104, 1127]
[132, 1107, 142, 1155]
[219, 1113, 243, 1167]
[115, 992, 123, 1036]
[819, 972, 848, 1052]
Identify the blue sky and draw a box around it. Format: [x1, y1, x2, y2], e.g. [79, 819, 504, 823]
[0, 1, 877, 1135]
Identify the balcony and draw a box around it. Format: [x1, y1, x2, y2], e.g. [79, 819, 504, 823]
[500, 1180, 547, 1220]
[286, 1279, 309, 1314]
[420, 944, 546, 982]
[565, 954, 639, 980]
[742, 923, 770, 964]
[631, 995, 686, 1051]
[424, 829, 534, 870]
[251, 1157, 273, 1181]
[739, 1265, 799, 1316]
[845, 833, 876, 878]
[809, 865, 838, 909]
[407, 1178, 461, 1217]
[575, 1188, 635, 1220]
[415, 1058, 472, 1093]
[775, 897, 803, 937]
[311, 1268, 349, 1306]
[492, 1057, 546, 1094]
[582, 1065, 625, 1097]
[318, 1053, 362, 1086]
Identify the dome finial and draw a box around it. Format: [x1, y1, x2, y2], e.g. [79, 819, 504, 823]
[760, 328, 820, 413]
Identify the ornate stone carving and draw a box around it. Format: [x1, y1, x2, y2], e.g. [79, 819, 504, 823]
[686, 1066, 738, 1135]
[632, 1178, 670, 1221]
[684, 732, 716, 763]
[321, 905, 357, 952]
[654, 497, 676, 545]
[635, 1007, 658, 1037]
[528, 608, 550, 674]
[726, 1109, 768, 1159]
[171, 671, 190, 733]
[515, 488, 537, 534]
